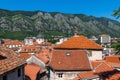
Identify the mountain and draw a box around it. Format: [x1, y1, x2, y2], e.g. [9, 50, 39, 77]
[0, 9, 120, 40]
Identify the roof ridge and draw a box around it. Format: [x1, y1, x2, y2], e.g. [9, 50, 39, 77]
[93, 62, 103, 72]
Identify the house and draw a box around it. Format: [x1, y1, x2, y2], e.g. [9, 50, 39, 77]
[49, 50, 92, 80]
[54, 35, 103, 60]
[100, 34, 111, 47]
[3, 40, 24, 49]
[36, 34, 45, 44]
[25, 63, 43, 80]
[105, 56, 120, 70]
[75, 60, 120, 80]
[24, 37, 34, 45]
[0, 46, 26, 80]
[21, 53, 49, 80]
[20, 45, 42, 54]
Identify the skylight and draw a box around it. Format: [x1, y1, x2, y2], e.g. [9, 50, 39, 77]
[66, 52, 71, 56]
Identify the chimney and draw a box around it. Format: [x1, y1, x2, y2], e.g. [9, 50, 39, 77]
[74, 28, 78, 36]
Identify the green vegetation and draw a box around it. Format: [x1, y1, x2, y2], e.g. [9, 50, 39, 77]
[112, 43, 120, 55]
[0, 30, 67, 43]
[0, 8, 120, 41]
[0, 31, 38, 40]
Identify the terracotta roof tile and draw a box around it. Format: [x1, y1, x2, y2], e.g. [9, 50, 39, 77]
[108, 72, 120, 80]
[77, 61, 118, 80]
[50, 50, 92, 70]
[39, 42, 52, 46]
[77, 71, 97, 79]
[25, 64, 40, 80]
[91, 61, 114, 73]
[0, 46, 26, 75]
[33, 42, 39, 46]
[20, 53, 32, 59]
[4, 40, 23, 45]
[94, 62, 114, 73]
[107, 62, 120, 67]
[36, 53, 49, 64]
[105, 56, 120, 63]
[54, 36, 102, 50]
[20, 45, 41, 53]
[74, 77, 80, 80]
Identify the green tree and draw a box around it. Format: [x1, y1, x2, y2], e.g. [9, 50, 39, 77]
[113, 7, 120, 18]
[112, 43, 120, 55]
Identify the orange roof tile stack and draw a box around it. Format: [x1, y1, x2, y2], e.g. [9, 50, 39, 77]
[50, 50, 92, 70]
[0, 46, 26, 75]
[25, 64, 40, 80]
[54, 35, 102, 50]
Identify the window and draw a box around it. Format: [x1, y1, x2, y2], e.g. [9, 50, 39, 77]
[3, 75, 7, 80]
[18, 68, 21, 77]
[58, 73, 63, 78]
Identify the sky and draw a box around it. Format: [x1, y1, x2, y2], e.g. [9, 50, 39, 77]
[0, 0, 120, 21]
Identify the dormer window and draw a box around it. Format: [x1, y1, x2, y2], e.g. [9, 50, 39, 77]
[66, 52, 71, 56]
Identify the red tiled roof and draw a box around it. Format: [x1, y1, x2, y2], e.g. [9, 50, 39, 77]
[0, 46, 26, 75]
[74, 77, 80, 80]
[91, 60, 104, 69]
[78, 70, 120, 80]
[33, 42, 39, 46]
[91, 61, 114, 73]
[20, 45, 41, 53]
[50, 50, 92, 70]
[54, 36, 102, 50]
[20, 53, 32, 59]
[25, 64, 40, 80]
[78, 71, 97, 79]
[4, 40, 23, 45]
[93, 62, 114, 73]
[107, 62, 120, 67]
[39, 42, 52, 46]
[36, 53, 49, 64]
[108, 72, 120, 80]
[105, 56, 120, 63]
[77, 61, 117, 80]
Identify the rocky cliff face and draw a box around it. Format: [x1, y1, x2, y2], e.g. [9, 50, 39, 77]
[0, 9, 120, 37]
